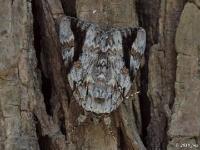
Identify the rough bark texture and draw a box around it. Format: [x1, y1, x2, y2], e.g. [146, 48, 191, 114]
[0, 0, 40, 149]
[0, 0, 200, 150]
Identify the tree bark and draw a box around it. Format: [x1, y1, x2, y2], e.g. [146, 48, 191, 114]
[0, 0, 200, 150]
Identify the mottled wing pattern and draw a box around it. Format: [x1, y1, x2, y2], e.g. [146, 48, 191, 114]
[120, 27, 146, 78]
[130, 28, 146, 75]
[59, 17, 75, 68]
[59, 16, 146, 114]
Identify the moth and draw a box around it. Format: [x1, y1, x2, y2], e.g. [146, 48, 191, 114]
[59, 16, 146, 114]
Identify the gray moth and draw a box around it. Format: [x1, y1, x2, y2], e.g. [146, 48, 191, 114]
[59, 16, 146, 114]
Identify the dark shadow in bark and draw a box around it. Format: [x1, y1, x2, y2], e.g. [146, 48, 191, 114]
[136, 0, 160, 146]
[32, 0, 53, 116]
[122, 29, 137, 81]
[117, 128, 128, 150]
[35, 115, 51, 150]
[60, 0, 77, 17]
[32, 0, 55, 149]
[136, 0, 187, 149]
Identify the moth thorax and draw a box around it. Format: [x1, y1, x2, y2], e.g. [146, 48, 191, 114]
[92, 52, 112, 82]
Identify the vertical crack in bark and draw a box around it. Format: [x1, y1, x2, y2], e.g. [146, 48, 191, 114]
[136, 0, 161, 146]
[32, 0, 50, 149]
[117, 128, 128, 150]
[41, 75, 53, 116]
[60, 0, 77, 17]
[136, 0, 188, 149]
[163, 1, 187, 148]
[31, 0, 70, 149]
[35, 115, 51, 150]
[32, 0, 60, 149]
[32, 0, 53, 116]
[163, 1, 187, 149]
[163, 0, 187, 109]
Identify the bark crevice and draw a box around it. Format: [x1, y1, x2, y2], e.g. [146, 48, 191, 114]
[32, 0, 68, 149]
[60, 0, 77, 17]
[136, 0, 161, 146]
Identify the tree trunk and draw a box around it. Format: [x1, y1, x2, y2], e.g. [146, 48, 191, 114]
[0, 0, 200, 150]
